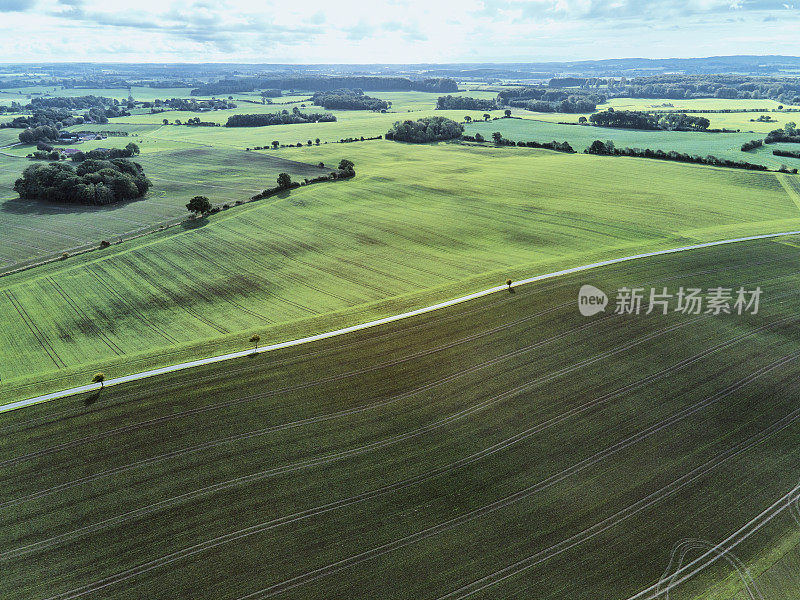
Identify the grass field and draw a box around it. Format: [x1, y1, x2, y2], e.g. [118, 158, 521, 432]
[1, 238, 799, 599]
[2, 141, 800, 404]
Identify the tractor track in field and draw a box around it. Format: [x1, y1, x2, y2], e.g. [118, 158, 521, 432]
[433, 399, 800, 600]
[229, 355, 800, 600]
[40, 401, 800, 600]
[625, 483, 800, 600]
[83, 267, 180, 345]
[46, 277, 125, 356]
[5, 312, 794, 568]
[3, 290, 66, 369]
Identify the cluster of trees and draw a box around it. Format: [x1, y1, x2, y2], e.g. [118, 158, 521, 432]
[19, 125, 60, 144]
[497, 87, 604, 113]
[28, 95, 115, 110]
[311, 89, 389, 111]
[385, 116, 464, 143]
[741, 139, 764, 151]
[191, 76, 458, 96]
[773, 149, 800, 160]
[585, 139, 772, 171]
[14, 158, 151, 205]
[70, 142, 140, 162]
[29, 150, 62, 160]
[765, 122, 800, 143]
[4, 108, 76, 130]
[589, 110, 710, 131]
[225, 108, 336, 127]
[436, 95, 496, 111]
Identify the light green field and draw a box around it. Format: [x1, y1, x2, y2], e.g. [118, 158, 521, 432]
[2, 141, 800, 404]
[0, 86, 196, 102]
[527, 98, 800, 134]
[1, 238, 799, 599]
[465, 117, 797, 168]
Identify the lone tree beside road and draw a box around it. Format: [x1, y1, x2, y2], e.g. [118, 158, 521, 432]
[249, 334, 260, 351]
[186, 195, 212, 216]
[92, 373, 105, 389]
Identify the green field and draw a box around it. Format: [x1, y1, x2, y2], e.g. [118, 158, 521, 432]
[0, 147, 329, 272]
[2, 141, 800, 404]
[1, 238, 799, 599]
[464, 117, 800, 168]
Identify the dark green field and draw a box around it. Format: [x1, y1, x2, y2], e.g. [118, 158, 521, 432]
[2, 237, 799, 599]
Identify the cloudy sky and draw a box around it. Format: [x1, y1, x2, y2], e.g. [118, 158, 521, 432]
[3, 0, 800, 63]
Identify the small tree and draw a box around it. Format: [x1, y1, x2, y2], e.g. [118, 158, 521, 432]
[474, 133, 484, 143]
[92, 373, 105, 389]
[464, 115, 472, 123]
[277, 172, 292, 189]
[272, 140, 280, 149]
[506, 279, 513, 291]
[492, 132, 503, 144]
[186, 195, 212, 216]
[338, 159, 355, 171]
[504, 109, 511, 117]
[249, 334, 260, 351]
[578, 116, 588, 124]
[483, 113, 491, 121]
[162, 118, 169, 125]
[315, 138, 321, 145]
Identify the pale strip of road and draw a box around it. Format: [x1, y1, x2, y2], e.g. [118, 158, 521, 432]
[3, 229, 800, 414]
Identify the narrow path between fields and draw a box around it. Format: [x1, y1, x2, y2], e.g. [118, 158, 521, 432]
[3, 228, 800, 414]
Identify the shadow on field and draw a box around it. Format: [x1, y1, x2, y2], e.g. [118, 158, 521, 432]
[0, 195, 148, 217]
[181, 217, 209, 230]
[83, 391, 101, 406]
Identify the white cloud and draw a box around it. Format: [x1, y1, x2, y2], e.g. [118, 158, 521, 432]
[0, 0, 795, 62]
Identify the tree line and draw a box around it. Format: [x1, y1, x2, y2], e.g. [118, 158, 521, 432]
[773, 149, 800, 160]
[225, 108, 336, 127]
[584, 139, 778, 171]
[191, 76, 458, 96]
[589, 110, 710, 131]
[69, 142, 140, 162]
[14, 158, 151, 205]
[436, 95, 497, 111]
[311, 89, 389, 111]
[462, 133, 575, 153]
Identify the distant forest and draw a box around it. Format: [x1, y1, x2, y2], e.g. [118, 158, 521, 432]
[553, 74, 800, 105]
[191, 77, 458, 96]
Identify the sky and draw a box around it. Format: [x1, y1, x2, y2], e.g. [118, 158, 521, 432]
[3, 0, 800, 63]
